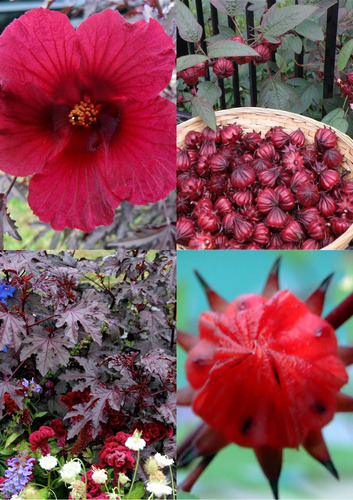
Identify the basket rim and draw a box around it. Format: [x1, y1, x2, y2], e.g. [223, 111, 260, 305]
[177, 107, 353, 149]
[177, 107, 353, 251]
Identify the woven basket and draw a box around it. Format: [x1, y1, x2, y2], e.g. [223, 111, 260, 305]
[177, 107, 353, 250]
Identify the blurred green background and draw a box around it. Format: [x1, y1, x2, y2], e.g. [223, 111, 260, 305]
[177, 250, 353, 499]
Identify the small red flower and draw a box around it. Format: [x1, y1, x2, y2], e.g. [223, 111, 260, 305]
[0, 8, 175, 231]
[29, 426, 55, 455]
[49, 419, 68, 447]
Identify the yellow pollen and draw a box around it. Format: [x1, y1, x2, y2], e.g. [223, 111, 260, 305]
[69, 97, 100, 127]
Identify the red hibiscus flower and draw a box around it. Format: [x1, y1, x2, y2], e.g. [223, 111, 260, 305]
[0, 8, 175, 231]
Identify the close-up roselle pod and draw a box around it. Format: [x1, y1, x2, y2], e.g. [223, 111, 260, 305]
[177, 252, 353, 499]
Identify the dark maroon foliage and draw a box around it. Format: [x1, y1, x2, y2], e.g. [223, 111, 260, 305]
[0, 250, 176, 458]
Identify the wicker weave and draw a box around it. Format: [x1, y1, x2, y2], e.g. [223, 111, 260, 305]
[177, 107, 353, 250]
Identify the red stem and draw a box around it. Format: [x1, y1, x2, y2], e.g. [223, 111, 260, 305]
[179, 455, 215, 492]
[325, 291, 353, 329]
[27, 313, 58, 328]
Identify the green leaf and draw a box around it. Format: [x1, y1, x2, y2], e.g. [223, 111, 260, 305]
[258, 76, 301, 111]
[218, 24, 236, 37]
[209, 0, 247, 16]
[208, 40, 258, 58]
[287, 35, 302, 54]
[33, 411, 48, 419]
[197, 81, 222, 106]
[260, 4, 318, 42]
[191, 96, 217, 130]
[5, 432, 20, 449]
[125, 482, 145, 499]
[337, 39, 353, 71]
[177, 55, 209, 72]
[176, 0, 202, 43]
[295, 19, 324, 40]
[322, 108, 348, 133]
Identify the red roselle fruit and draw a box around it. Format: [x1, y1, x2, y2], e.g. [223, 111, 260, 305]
[177, 217, 195, 244]
[213, 58, 234, 79]
[177, 120, 351, 249]
[178, 261, 353, 498]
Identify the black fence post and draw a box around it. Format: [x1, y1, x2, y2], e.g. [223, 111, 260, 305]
[323, 1, 339, 110]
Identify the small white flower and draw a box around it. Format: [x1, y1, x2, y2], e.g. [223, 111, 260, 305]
[91, 467, 108, 484]
[125, 429, 146, 451]
[60, 459, 82, 484]
[39, 454, 58, 471]
[153, 453, 174, 468]
[10, 496, 21, 500]
[118, 472, 130, 485]
[146, 481, 172, 498]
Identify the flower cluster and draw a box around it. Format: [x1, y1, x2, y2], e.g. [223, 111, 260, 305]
[99, 432, 135, 480]
[0, 8, 175, 231]
[29, 426, 55, 455]
[0, 456, 36, 497]
[337, 73, 353, 110]
[177, 123, 352, 249]
[145, 453, 174, 498]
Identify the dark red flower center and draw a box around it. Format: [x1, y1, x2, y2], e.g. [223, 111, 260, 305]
[68, 96, 101, 128]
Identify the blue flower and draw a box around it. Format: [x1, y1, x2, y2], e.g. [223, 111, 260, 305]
[0, 282, 16, 305]
[0, 456, 36, 496]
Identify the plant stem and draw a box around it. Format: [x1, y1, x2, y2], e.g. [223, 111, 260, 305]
[169, 464, 175, 500]
[128, 449, 140, 496]
[5, 176, 17, 198]
[162, 199, 171, 225]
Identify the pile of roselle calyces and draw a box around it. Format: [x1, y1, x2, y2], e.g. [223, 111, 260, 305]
[177, 123, 353, 249]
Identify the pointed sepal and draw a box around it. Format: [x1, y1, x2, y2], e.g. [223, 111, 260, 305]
[336, 392, 353, 412]
[337, 346, 353, 366]
[325, 291, 353, 329]
[177, 385, 195, 406]
[178, 423, 229, 467]
[178, 330, 198, 352]
[254, 446, 282, 499]
[263, 258, 281, 300]
[179, 455, 215, 492]
[194, 269, 228, 312]
[305, 273, 334, 315]
[303, 429, 338, 479]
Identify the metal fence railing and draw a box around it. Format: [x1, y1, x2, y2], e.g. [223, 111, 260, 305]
[177, 0, 339, 113]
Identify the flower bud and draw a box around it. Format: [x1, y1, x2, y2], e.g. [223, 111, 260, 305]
[253, 222, 270, 245]
[282, 151, 304, 171]
[256, 188, 278, 214]
[189, 232, 215, 249]
[296, 207, 320, 227]
[315, 128, 337, 151]
[231, 190, 253, 206]
[202, 127, 217, 141]
[197, 210, 221, 233]
[290, 170, 312, 192]
[268, 127, 290, 149]
[209, 154, 229, 174]
[233, 214, 253, 242]
[221, 124, 242, 144]
[281, 220, 304, 243]
[213, 58, 234, 79]
[177, 217, 195, 244]
[296, 183, 319, 207]
[177, 149, 191, 172]
[318, 193, 337, 217]
[307, 217, 327, 240]
[266, 207, 288, 228]
[207, 175, 227, 196]
[199, 140, 217, 157]
[231, 36, 253, 65]
[275, 186, 295, 211]
[290, 129, 305, 147]
[184, 130, 202, 148]
[230, 165, 256, 189]
[256, 143, 276, 161]
[330, 217, 351, 236]
[319, 169, 340, 190]
[253, 44, 271, 64]
[346, 72, 353, 85]
[302, 239, 321, 249]
[322, 148, 343, 168]
[214, 234, 231, 248]
[258, 167, 280, 188]
[214, 196, 233, 216]
[243, 131, 262, 151]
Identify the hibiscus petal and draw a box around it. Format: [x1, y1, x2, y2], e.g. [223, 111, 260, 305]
[77, 9, 175, 101]
[0, 81, 68, 176]
[107, 96, 176, 204]
[0, 8, 80, 96]
[27, 146, 121, 232]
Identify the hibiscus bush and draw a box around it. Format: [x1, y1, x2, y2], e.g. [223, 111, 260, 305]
[176, 0, 353, 135]
[0, 250, 176, 499]
[0, 1, 176, 250]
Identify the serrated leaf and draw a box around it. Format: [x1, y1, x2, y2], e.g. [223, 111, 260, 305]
[260, 4, 318, 42]
[140, 348, 175, 378]
[177, 55, 209, 72]
[337, 39, 353, 71]
[55, 298, 109, 344]
[0, 379, 24, 411]
[287, 35, 303, 54]
[20, 329, 74, 376]
[207, 40, 258, 57]
[300, 0, 338, 15]
[295, 19, 324, 40]
[176, 0, 202, 43]
[191, 96, 217, 130]
[326, 117, 349, 133]
[258, 76, 301, 111]
[197, 81, 222, 106]
[0, 309, 26, 352]
[209, 0, 247, 16]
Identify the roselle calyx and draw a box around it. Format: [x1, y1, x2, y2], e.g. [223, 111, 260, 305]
[231, 190, 253, 206]
[197, 210, 221, 233]
[230, 165, 256, 189]
[253, 222, 270, 245]
[290, 129, 305, 148]
[232, 214, 253, 242]
[322, 148, 343, 168]
[267, 127, 290, 149]
[213, 58, 234, 79]
[281, 220, 304, 243]
[315, 128, 337, 151]
[296, 183, 319, 207]
[209, 154, 229, 174]
[282, 151, 304, 171]
[177, 217, 195, 244]
[319, 169, 340, 191]
[302, 239, 321, 249]
[188, 232, 215, 249]
[318, 193, 337, 217]
[330, 217, 351, 236]
[266, 207, 288, 228]
[214, 196, 233, 216]
[221, 124, 242, 144]
[307, 217, 327, 240]
[184, 130, 202, 148]
[177, 149, 191, 171]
